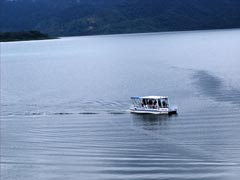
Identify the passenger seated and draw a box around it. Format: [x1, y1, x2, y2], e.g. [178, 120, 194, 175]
[158, 99, 161, 108]
[162, 101, 168, 108]
[148, 100, 153, 109]
[162, 101, 166, 108]
[142, 99, 146, 107]
[153, 100, 157, 109]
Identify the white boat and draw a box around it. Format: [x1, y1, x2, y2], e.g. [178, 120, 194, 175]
[130, 96, 177, 115]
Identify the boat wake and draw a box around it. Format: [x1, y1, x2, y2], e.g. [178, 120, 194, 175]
[192, 70, 240, 107]
[3, 110, 128, 117]
[1, 100, 129, 117]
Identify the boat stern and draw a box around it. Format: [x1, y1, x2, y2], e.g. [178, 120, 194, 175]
[168, 105, 178, 114]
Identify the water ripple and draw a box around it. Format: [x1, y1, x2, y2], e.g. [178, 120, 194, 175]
[193, 70, 240, 107]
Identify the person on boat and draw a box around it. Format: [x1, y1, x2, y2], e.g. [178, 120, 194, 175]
[158, 99, 161, 108]
[153, 100, 157, 109]
[162, 100, 168, 108]
[162, 101, 166, 108]
[142, 99, 146, 107]
[148, 99, 153, 108]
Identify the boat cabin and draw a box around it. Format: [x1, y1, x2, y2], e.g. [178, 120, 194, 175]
[130, 96, 177, 114]
[131, 96, 169, 109]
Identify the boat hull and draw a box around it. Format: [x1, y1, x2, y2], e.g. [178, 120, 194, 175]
[130, 108, 177, 115]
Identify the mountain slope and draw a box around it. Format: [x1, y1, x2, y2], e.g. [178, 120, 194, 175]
[1, 0, 240, 36]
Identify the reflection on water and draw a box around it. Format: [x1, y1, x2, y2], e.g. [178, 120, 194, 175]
[131, 114, 177, 131]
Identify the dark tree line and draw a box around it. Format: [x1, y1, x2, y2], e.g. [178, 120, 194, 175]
[0, 31, 50, 42]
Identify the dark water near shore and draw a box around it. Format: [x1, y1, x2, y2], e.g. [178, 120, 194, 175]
[1, 30, 240, 179]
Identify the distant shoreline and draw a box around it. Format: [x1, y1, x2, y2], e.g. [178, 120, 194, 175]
[59, 27, 240, 38]
[0, 31, 55, 42]
[1, 28, 239, 42]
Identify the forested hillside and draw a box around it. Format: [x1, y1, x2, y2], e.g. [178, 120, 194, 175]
[1, 0, 240, 36]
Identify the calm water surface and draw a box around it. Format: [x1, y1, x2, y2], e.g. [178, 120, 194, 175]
[1, 29, 240, 180]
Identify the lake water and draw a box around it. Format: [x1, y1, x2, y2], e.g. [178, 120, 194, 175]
[1, 29, 240, 180]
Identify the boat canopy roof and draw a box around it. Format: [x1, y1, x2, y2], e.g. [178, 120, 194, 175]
[131, 96, 168, 100]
